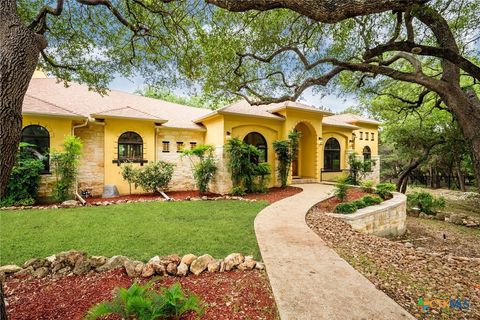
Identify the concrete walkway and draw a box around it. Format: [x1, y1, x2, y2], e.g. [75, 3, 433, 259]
[255, 184, 414, 320]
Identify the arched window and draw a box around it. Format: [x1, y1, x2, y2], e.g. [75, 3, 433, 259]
[118, 131, 143, 162]
[21, 125, 50, 173]
[363, 146, 371, 161]
[324, 138, 340, 171]
[243, 132, 267, 163]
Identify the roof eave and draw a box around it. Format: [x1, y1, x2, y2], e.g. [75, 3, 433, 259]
[23, 111, 87, 120]
[219, 110, 285, 121]
[91, 114, 168, 123]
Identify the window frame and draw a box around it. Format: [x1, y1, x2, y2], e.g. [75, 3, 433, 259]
[21, 124, 51, 174]
[176, 141, 184, 153]
[359, 131, 363, 140]
[243, 132, 268, 163]
[324, 137, 341, 172]
[190, 142, 197, 149]
[113, 131, 147, 166]
[371, 133, 375, 141]
[162, 141, 170, 153]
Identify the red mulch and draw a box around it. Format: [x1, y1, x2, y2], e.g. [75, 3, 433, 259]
[85, 186, 302, 205]
[314, 188, 374, 213]
[5, 269, 277, 320]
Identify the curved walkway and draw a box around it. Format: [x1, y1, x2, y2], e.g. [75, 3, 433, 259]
[255, 183, 414, 320]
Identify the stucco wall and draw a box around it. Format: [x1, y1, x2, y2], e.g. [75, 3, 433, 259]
[329, 192, 407, 237]
[103, 118, 156, 195]
[22, 115, 73, 199]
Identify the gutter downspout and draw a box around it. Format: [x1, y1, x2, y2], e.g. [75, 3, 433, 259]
[72, 119, 89, 206]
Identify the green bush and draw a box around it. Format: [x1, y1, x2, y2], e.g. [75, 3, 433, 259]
[334, 176, 349, 202]
[226, 137, 271, 194]
[120, 163, 138, 195]
[375, 183, 396, 200]
[182, 144, 218, 193]
[0, 144, 44, 207]
[362, 195, 382, 206]
[360, 180, 375, 193]
[50, 136, 83, 202]
[231, 186, 247, 196]
[273, 129, 300, 187]
[347, 153, 375, 185]
[407, 191, 446, 215]
[85, 282, 204, 320]
[135, 161, 175, 194]
[334, 202, 357, 214]
[352, 199, 367, 209]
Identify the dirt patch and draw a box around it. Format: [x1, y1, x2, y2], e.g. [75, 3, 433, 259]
[314, 188, 374, 213]
[5, 269, 278, 320]
[85, 186, 301, 205]
[394, 216, 480, 258]
[306, 203, 480, 320]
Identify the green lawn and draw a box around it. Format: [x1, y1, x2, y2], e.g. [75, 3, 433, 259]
[0, 200, 268, 265]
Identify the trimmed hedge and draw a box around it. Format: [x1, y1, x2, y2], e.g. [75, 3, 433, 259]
[334, 202, 357, 214]
[362, 195, 382, 206]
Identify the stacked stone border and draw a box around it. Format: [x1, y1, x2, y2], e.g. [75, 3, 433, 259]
[327, 192, 407, 237]
[0, 251, 265, 282]
[0, 195, 258, 211]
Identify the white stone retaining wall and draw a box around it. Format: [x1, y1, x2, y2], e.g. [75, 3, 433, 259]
[329, 192, 407, 236]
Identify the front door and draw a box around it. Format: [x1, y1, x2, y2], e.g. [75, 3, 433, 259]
[292, 158, 298, 177]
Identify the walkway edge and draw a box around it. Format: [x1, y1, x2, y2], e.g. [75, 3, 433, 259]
[254, 184, 415, 320]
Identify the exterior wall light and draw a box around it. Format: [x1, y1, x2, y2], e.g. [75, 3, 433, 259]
[318, 136, 323, 144]
[226, 131, 231, 140]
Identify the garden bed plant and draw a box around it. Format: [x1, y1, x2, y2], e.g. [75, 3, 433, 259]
[331, 179, 397, 214]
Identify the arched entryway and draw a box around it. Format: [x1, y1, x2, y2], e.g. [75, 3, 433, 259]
[292, 122, 316, 178]
[243, 132, 268, 163]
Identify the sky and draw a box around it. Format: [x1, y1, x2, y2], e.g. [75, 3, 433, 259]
[109, 75, 359, 113]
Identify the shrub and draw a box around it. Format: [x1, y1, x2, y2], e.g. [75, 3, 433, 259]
[50, 136, 83, 202]
[0, 143, 44, 207]
[352, 199, 367, 209]
[334, 176, 349, 201]
[362, 195, 382, 206]
[231, 186, 247, 196]
[85, 282, 204, 320]
[360, 180, 375, 193]
[135, 161, 175, 194]
[347, 153, 375, 185]
[120, 163, 138, 195]
[334, 202, 357, 214]
[226, 137, 271, 193]
[273, 129, 300, 187]
[375, 183, 396, 199]
[182, 145, 218, 193]
[407, 191, 446, 215]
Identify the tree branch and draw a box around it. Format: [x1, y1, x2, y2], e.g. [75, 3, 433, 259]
[205, 0, 429, 23]
[28, 0, 64, 34]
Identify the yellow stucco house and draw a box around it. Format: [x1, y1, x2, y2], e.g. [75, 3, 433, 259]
[21, 75, 380, 199]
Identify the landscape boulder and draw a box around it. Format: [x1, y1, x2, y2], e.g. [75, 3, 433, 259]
[207, 260, 220, 272]
[124, 260, 144, 277]
[180, 254, 197, 266]
[166, 262, 178, 275]
[73, 259, 91, 275]
[177, 262, 189, 276]
[97, 255, 130, 272]
[33, 267, 49, 278]
[61, 200, 79, 208]
[190, 254, 214, 275]
[224, 253, 244, 271]
[238, 256, 256, 270]
[141, 263, 155, 278]
[0, 265, 21, 274]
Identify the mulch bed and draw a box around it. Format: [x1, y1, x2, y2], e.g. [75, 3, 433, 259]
[85, 186, 302, 205]
[306, 202, 480, 320]
[314, 188, 373, 212]
[5, 269, 278, 320]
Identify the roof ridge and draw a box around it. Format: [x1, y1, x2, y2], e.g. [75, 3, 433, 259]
[25, 94, 85, 117]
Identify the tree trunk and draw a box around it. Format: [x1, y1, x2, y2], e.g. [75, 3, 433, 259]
[0, 1, 44, 199]
[442, 87, 480, 191]
[456, 166, 466, 192]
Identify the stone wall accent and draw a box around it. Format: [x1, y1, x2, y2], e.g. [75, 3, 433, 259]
[364, 155, 381, 184]
[0, 250, 265, 281]
[156, 130, 204, 192]
[37, 174, 57, 200]
[76, 124, 105, 196]
[329, 192, 407, 236]
[209, 146, 232, 194]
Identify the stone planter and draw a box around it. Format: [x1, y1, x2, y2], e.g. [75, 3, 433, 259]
[328, 192, 407, 237]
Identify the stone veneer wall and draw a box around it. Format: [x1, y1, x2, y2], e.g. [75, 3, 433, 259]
[37, 175, 57, 200]
[156, 130, 204, 192]
[76, 124, 105, 196]
[329, 192, 407, 236]
[209, 146, 232, 194]
[364, 155, 381, 184]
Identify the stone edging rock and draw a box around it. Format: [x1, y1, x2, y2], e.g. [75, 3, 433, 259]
[0, 251, 265, 282]
[0, 195, 258, 211]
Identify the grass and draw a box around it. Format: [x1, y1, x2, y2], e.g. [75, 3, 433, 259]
[0, 200, 268, 265]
